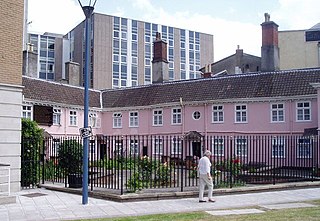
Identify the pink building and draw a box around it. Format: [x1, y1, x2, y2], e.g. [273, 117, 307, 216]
[21, 15, 320, 170]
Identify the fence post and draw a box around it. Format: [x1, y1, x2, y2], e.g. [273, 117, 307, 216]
[42, 139, 46, 185]
[230, 136, 233, 188]
[180, 136, 184, 192]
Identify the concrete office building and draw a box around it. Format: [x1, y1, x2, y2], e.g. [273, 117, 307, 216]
[24, 32, 70, 82]
[279, 23, 320, 70]
[66, 13, 214, 89]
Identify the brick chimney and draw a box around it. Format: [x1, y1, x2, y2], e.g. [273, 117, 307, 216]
[261, 13, 280, 72]
[152, 32, 169, 83]
[201, 64, 212, 78]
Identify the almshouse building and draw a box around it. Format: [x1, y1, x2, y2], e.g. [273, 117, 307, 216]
[22, 68, 320, 139]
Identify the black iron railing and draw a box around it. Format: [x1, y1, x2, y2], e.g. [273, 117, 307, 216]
[21, 134, 320, 193]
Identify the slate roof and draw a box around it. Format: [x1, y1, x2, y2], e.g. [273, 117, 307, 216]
[102, 68, 320, 108]
[22, 68, 320, 109]
[22, 77, 101, 108]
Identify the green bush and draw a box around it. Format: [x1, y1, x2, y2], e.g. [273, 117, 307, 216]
[21, 118, 44, 187]
[57, 139, 83, 175]
[126, 156, 173, 192]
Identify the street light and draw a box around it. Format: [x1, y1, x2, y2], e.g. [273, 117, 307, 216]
[77, 0, 97, 205]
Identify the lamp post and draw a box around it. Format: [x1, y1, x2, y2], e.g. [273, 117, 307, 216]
[77, 0, 97, 205]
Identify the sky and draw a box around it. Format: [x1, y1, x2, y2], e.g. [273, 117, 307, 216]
[27, 0, 320, 61]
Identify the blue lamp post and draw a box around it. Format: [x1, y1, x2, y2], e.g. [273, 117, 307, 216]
[77, 0, 97, 205]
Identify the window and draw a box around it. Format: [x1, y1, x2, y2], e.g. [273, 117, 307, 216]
[193, 111, 201, 120]
[212, 105, 224, 123]
[235, 104, 247, 123]
[296, 101, 311, 121]
[69, 110, 77, 126]
[212, 138, 224, 156]
[113, 140, 123, 157]
[153, 138, 163, 155]
[272, 137, 285, 158]
[235, 138, 247, 156]
[129, 111, 139, 127]
[171, 137, 182, 155]
[172, 108, 182, 124]
[89, 112, 97, 128]
[271, 103, 284, 122]
[153, 109, 163, 126]
[22, 105, 32, 119]
[130, 139, 139, 155]
[113, 112, 122, 128]
[297, 138, 312, 158]
[53, 108, 61, 125]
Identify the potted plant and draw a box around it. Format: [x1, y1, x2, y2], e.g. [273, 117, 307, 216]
[57, 139, 83, 188]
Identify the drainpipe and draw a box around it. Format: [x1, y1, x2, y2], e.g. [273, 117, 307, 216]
[180, 97, 185, 136]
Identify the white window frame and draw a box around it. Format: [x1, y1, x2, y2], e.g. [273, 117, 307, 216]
[53, 108, 62, 125]
[193, 111, 201, 120]
[296, 101, 311, 122]
[172, 108, 182, 125]
[153, 109, 163, 126]
[113, 112, 122, 128]
[235, 138, 247, 157]
[212, 105, 224, 123]
[113, 139, 123, 156]
[153, 138, 163, 155]
[129, 111, 139, 127]
[271, 103, 285, 123]
[171, 137, 182, 155]
[297, 138, 312, 159]
[235, 104, 247, 123]
[272, 137, 286, 158]
[130, 139, 139, 155]
[22, 105, 33, 119]
[89, 112, 97, 128]
[69, 110, 77, 126]
[212, 138, 224, 156]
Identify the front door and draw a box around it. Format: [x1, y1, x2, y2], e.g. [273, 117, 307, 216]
[192, 141, 201, 158]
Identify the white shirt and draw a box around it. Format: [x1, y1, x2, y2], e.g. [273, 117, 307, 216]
[198, 156, 211, 175]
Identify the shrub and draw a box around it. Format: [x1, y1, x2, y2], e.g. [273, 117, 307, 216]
[57, 139, 83, 175]
[21, 119, 43, 187]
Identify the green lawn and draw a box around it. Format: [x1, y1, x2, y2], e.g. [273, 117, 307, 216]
[75, 200, 320, 221]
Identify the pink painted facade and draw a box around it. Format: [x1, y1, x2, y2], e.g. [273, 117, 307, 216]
[31, 96, 318, 137]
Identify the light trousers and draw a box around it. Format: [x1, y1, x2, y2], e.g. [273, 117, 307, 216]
[199, 174, 213, 200]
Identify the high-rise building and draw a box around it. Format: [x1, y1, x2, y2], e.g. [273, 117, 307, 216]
[25, 32, 70, 81]
[66, 13, 214, 89]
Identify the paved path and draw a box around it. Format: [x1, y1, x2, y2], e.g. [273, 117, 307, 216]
[0, 187, 320, 220]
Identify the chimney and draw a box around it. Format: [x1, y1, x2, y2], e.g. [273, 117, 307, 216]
[261, 13, 280, 72]
[201, 64, 212, 78]
[235, 45, 243, 74]
[152, 32, 169, 83]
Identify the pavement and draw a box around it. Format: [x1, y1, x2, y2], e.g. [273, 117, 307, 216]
[0, 186, 320, 221]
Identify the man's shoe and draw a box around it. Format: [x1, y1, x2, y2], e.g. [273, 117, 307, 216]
[199, 200, 206, 203]
[208, 198, 215, 202]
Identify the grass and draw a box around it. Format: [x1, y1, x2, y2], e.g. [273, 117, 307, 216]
[75, 200, 320, 221]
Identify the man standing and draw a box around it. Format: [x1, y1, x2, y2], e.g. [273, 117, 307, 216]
[198, 150, 215, 203]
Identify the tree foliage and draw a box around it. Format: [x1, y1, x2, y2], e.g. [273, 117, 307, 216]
[21, 118, 44, 187]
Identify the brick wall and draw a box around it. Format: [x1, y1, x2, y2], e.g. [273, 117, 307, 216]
[0, 0, 24, 85]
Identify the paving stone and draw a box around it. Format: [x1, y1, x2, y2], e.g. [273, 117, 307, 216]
[260, 202, 316, 210]
[206, 208, 265, 216]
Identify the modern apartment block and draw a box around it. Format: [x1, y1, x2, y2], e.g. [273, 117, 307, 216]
[66, 13, 214, 89]
[279, 23, 320, 70]
[0, 0, 24, 193]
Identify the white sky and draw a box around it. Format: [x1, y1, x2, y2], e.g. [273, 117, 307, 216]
[27, 0, 320, 61]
